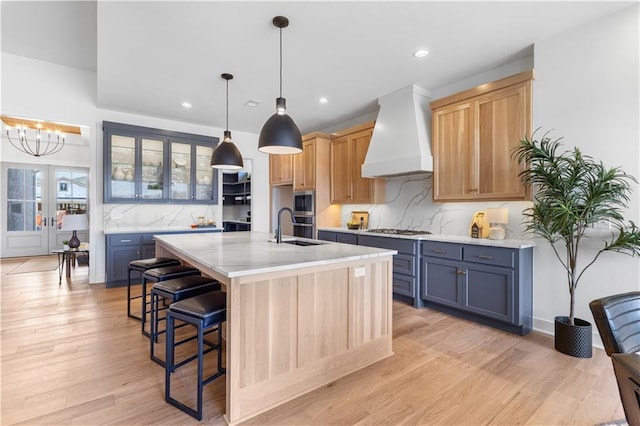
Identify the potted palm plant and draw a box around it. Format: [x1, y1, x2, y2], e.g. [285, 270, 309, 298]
[514, 131, 640, 358]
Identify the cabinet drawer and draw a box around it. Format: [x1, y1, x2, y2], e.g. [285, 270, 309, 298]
[393, 273, 415, 298]
[421, 241, 462, 260]
[317, 231, 337, 242]
[393, 254, 415, 276]
[464, 245, 514, 268]
[336, 233, 358, 245]
[142, 233, 158, 244]
[107, 234, 141, 247]
[358, 235, 417, 255]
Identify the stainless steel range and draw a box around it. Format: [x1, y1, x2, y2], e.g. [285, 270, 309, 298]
[367, 228, 432, 236]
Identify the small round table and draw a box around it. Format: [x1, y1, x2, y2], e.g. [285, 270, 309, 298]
[52, 249, 90, 285]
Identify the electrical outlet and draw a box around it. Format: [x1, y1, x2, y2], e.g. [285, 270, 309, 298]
[354, 267, 365, 277]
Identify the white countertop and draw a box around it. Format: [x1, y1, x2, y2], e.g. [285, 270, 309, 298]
[318, 227, 534, 249]
[154, 231, 397, 279]
[104, 226, 223, 235]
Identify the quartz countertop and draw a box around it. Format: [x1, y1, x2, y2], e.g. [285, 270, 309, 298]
[103, 225, 223, 235]
[154, 231, 396, 278]
[318, 227, 534, 249]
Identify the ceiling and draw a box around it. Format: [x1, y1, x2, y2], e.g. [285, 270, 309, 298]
[2, 1, 635, 135]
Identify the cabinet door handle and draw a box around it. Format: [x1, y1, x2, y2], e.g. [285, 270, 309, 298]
[431, 249, 446, 254]
[120, 239, 132, 243]
[475, 255, 494, 260]
[457, 269, 466, 275]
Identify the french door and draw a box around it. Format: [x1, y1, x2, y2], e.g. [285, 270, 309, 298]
[1, 163, 89, 258]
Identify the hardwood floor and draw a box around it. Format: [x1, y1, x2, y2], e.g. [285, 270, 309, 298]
[1, 255, 624, 425]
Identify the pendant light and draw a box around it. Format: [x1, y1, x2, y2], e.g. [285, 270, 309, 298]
[258, 16, 302, 155]
[211, 73, 244, 170]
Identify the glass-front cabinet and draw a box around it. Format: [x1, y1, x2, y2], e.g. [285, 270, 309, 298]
[104, 121, 218, 204]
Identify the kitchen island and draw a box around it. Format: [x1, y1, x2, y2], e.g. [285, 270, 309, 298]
[154, 231, 396, 425]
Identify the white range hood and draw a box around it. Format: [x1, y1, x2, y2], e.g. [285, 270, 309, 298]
[361, 85, 433, 178]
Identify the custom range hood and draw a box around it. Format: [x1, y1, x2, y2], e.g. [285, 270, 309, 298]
[361, 85, 432, 178]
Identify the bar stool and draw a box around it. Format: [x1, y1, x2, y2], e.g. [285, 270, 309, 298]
[141, 265, 201, 337]
[150, 275, 221, 366]
[165, 291, 226, 421]
[127, 257, 180, 320]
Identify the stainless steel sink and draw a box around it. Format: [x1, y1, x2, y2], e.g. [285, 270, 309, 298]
[269, 238, 327, 246]
[282, 239, 325, 246]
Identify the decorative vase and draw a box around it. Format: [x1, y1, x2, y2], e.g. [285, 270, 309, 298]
[554, 316, 593, 358]
[112, 166, 125, 181]
[124, 170, 134, 181]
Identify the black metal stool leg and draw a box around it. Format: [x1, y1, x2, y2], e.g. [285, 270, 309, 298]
[141, 276, 150, 337]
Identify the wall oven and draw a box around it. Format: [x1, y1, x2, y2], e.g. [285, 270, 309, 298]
[293, 191, 315, 239]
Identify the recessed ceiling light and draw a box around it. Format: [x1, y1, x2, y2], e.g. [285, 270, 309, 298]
[181, 101, 192, 109]
[413, 49, 429, 58]
[244, 100, 261, 108]
[318, 97, 328, 104]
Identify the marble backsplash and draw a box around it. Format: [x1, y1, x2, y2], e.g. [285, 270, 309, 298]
[103, 203, 218, 232]
[341, 174, 533, 240]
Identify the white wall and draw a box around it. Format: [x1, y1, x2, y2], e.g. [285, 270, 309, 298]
[533, 5, 640, 337]
[1, 53, 267, 284]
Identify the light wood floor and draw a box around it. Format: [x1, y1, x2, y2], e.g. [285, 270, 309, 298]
[1, 255, 625, 425]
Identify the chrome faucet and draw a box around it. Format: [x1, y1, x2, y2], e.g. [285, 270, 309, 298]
[276, 207, 296, 243]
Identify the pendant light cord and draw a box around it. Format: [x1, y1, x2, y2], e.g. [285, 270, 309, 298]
[226, 78, 229, 132]
[279, 26, 283, 98]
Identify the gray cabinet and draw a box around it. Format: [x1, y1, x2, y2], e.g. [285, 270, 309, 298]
[105, 233, 142, 287]
[104, 121, 219, 204]
[318, 231, 422, 307]
[317, 230, 357, 245]
[105, 229, 222, 287]
[317, 230, 338, 242]
[359, 235, 420, 307]
[421, 241, 532, 335]
[223, 221, 251, 232]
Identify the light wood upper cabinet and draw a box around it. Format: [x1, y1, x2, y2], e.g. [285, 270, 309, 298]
[293, 139, 316, 191]
[330, 122, 385, 204]
[269, 154, 293, 186]
[431, 71, 533, 201]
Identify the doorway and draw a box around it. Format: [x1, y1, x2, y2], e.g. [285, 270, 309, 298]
[1, 163, 89, 258]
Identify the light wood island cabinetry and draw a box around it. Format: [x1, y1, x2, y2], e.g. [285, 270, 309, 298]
[330, 121, 385, 204]
[431, 70, 533, 201]
[154, 232, 394, 425]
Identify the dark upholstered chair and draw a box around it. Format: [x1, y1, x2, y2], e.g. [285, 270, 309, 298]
[589, 291, 640, 356]
[589, 291, 640, 425]
[611, 353, 640, 426]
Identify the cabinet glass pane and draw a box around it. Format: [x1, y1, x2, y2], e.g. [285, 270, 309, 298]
[141, 138, 164, 199]
[110, 135, 136, 199]
[171, 142, 191, 200]
[195, 145, 214, 201]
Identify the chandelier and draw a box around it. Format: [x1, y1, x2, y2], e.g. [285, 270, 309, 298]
[2, 116, 66, 157]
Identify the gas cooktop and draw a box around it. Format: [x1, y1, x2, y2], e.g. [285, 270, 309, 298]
[367, 228, 432, 236]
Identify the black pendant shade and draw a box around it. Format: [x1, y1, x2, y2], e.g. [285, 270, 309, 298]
[211, 73, 243, 170]
[258, 111, 302, 154]
[211, 130, 243, 170]
[258, 16, 303, 155]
